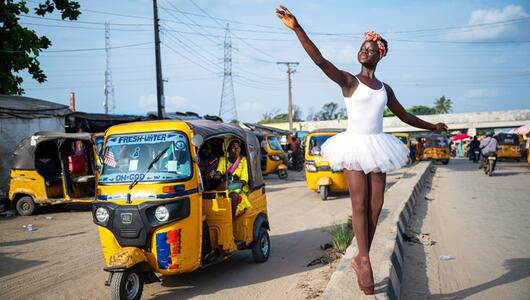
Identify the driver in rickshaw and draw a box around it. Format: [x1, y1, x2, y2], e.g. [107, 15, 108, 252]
[212, 138, 252, 218]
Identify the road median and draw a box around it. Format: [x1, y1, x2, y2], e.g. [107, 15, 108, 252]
[321, 161, 432, 300]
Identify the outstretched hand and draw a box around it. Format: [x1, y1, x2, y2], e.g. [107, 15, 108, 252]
[433, 122, 448, 133]
[275, 5, 299, 30]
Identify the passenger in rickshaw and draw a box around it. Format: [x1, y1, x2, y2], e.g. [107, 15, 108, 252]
[213, 138, 252, 218]
[199, 140, 220, 190]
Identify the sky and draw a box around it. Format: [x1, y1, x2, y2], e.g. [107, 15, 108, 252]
[18, 0, 530, 122]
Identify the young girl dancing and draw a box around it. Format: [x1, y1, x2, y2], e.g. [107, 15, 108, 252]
[276, 5, 447, 295]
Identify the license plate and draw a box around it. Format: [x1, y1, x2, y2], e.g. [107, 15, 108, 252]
[488, 157, 496, 160]
[121, 213, 133, 224]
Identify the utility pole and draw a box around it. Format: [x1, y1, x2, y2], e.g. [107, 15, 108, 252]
[219, 24, 237, 122]
[277, 62, 299, 131]
[104, 22, 114, 114]
[153, 0, 165, 119]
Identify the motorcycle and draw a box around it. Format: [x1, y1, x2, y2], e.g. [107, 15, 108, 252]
[472, 149, 480, 163]
[482, 153, 496, 176]
[287, 148, 304, 171]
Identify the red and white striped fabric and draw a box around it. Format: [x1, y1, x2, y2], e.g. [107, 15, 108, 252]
[104, 151, 117, 168]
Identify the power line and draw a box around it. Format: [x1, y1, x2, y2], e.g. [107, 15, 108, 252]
[0, 42, 153, 53]
[163, 0, 221, 44]
[186, 0, 279, 62]
[19, 15, 152, 26]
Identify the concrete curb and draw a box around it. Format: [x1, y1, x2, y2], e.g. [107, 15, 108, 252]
[321, 161, 433, 300]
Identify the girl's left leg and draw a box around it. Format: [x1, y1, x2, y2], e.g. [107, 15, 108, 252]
[367, 172, 386, 250]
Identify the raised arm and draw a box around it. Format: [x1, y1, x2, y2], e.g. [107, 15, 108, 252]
[385, 83, 448, 132]
[275, 5, 350, 88]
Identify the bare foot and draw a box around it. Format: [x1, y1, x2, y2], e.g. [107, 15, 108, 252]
[351, 255, 374, 295]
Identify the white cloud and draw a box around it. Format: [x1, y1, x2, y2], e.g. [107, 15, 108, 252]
[320, 43, 358, 64]
[446, 5, 529, 41]
[237, 100, 267, 121]
[455, 88, 499, 111]
[137, 94, 198, 113]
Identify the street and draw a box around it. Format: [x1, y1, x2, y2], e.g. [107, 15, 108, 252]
[0, 169, 406, 300]
[401, 159, 530, 299]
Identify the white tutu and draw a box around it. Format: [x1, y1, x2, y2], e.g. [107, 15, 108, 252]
[321, 131, 409, 174]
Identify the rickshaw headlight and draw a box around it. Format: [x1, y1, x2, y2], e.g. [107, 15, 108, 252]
[95, 207, 109, 224]
[306, 163, 317, 172]
[155, 206, 170, 222]
[270, 155, 281, 161]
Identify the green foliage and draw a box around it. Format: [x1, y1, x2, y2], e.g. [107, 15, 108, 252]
[433, 95, 453, 114]
[258, 105, 302, 123]
[313, 102, 347, 121]
[384, 107, 395, 117]
[330, 216, 354, 253]
[0, 0, 81, 95]
[407, 105, 437, 116]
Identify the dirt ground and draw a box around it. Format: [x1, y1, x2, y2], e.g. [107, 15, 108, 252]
[0, 168, 406, 300]
[401, 160, 530, 299]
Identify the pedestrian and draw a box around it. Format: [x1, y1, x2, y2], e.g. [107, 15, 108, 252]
[276, 6, 448, 295]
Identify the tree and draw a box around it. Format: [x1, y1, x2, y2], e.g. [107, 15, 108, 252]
[433, 95, 453, 114]
[293, 105, 303, 122]
[407, 105, 437, 116]
[0, 0, 81, 95]
[314, 102, 340, 120]
[383, 107, 394, 117]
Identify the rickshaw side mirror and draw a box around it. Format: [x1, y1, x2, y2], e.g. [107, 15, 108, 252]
[192, 135, 204, 147]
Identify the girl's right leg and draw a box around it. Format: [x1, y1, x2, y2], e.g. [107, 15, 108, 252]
[344, 169, 374, 294]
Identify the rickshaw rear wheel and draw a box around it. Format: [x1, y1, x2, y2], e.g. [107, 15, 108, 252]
[252, 226, 270, 263]
[110, 267, 144, 300]
[16, 196, 36, 216]
[442, 160, 449, 165]
[278, 169, 288, 180]
[319, 185, 329, 201]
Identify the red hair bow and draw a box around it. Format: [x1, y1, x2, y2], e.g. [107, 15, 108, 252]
[364, 31, 386, 58]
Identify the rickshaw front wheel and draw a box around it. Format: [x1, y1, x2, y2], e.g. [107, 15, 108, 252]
[110, 267, 144, 300]
[319, 185, 329, 201]
[278, 169, 288, 179]
[16, 196, 36, 216]
[252, 226, 270, 263]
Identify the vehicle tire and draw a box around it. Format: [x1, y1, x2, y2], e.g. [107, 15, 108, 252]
[442, 160, 449, 165]
[16, 196, 36, 216]
[252, 226, 270, 263]
[319, 185, 329, 201]
[278, 169, 288, 180]
[488, 161, 494, 176]
[110, 267, 144, 300]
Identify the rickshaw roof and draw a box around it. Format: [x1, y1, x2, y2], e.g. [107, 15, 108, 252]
[243, 123, 291, 136]
[310, 128, 346, 134]
[411, 133, 446, 140]
[12, 131, 94, 170]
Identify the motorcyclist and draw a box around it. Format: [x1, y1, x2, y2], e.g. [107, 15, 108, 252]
[479, 132, 498, 169]
[469, 136, 480, 162]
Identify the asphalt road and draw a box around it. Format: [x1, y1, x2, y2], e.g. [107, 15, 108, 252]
[401, 159, 530, 299]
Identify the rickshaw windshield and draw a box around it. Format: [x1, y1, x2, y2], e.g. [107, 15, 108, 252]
[268, 136, 283, 151]
[99, 132, 192, 184]
[497, 135, 518, 145]
[396, 136, 408, 145]
[308, 135, 332, 156]
[427, 137, 448, 148]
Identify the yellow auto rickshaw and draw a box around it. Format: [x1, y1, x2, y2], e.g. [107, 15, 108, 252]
[92, 119, 270, 300]
[391, 133, 410, 149]
[304, 129, 348, 200]
[495, 133, 521, 160]
[257, 133, 288, 179]
[8, 131, 97, 215]
[415, 133, 450, 164]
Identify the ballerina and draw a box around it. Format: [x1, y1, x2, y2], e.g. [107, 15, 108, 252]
[276, 5, 447, 295]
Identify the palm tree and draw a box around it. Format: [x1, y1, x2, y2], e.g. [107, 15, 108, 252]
[434, 96, 453, 114]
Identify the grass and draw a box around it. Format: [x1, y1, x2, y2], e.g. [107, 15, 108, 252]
[330, 216, 354, 253]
